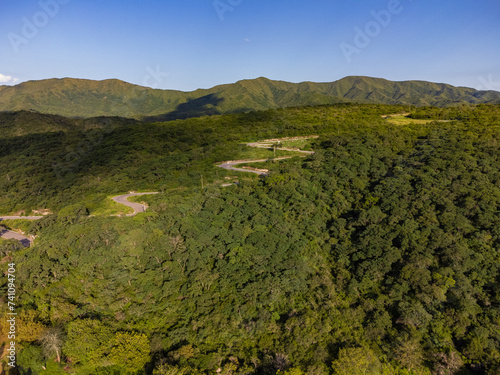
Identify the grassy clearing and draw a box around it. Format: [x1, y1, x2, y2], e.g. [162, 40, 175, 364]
[126, 194, 157, 207]
[0, 219, 32, 232]
[240, 156, 305, 170]
[273, 138, 315, 150]
[85, 195, 133, 216]
[232, 144, 298, 160]
[384, 115, 435, 125]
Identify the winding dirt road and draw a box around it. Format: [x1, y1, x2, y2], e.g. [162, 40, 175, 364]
[217, 137, 316, 175]
[2, 137, 315, 246]
[0, 192, 158, 247]
[217, 157, 295, 175]
[111, 192, 159, 216]
[245, 142, 315, 155]
[0, 228, 33, 247]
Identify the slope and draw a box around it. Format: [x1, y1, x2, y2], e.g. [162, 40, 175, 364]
[1, 76, 499, 120]
[0, 110, 138, 138]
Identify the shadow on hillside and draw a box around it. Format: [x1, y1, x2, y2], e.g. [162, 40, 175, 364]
[145, 94, 224, 122]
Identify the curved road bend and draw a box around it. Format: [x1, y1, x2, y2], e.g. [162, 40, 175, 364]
[245, 142, 315, 155]
[111, 192, 159, 216]
[0, 217, 43, 247]
[217, 156, 307, 175]
[218, 159, 271, 175]
[0, 192, 159, 246]
[218, 157, 293, 175]
[0, 228, 32, 248]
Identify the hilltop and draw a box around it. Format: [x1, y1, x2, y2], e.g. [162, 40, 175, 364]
[1, 76, 499, 120]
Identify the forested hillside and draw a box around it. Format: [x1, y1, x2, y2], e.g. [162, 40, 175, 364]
[1, 76, 499, 120]
[0, 104, 404, 213]
[1, 104, 499, 374]
[0, 110, 138, 138]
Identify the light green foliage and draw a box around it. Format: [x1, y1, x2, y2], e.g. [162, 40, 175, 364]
[108, 332, 150, 373]
[63, 319, 113, 366]
[63, 320, 149, 373]
[1, 77, 498, 120]
[44, 360, 67, 375]
[331, 347, 383, 375]
[153, 363, 189, 375]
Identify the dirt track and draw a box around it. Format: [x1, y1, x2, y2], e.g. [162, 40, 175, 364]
[217, 137, 316, 175]
[217, 157, 294, 175]
[0, 192, 158, 246]
[111, 192, 159, 216]
[0, 228, 32, 247]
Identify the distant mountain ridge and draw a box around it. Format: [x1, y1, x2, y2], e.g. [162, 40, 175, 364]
[1, 76, 499, 120]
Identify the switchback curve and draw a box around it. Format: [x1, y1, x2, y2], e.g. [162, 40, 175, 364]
[216, 136, 316, 176]
[0, 192, 158, 247]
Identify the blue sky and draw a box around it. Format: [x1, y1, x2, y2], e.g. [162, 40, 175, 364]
[1, 0, 499, 91]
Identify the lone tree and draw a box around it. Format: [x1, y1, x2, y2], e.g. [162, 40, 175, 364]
[40, 327, 64, 363]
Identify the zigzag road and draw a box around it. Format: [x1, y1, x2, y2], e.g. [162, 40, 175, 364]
[2, 137, 315, 246]
[217, 137, 316, 176]
[217, 157, 295, 175]
[0, 192, 158, 247]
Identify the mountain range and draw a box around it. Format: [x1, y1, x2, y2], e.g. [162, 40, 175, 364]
[1, 76, 499, 120]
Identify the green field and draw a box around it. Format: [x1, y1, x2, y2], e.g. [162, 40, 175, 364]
[383, 114, 434, 125]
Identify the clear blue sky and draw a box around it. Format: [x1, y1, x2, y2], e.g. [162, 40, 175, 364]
[1, 0, 499, 92]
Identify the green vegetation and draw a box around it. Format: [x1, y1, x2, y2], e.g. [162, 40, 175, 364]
[0, 103, 405, 214]
[1, 103, 499, 374]
[86, 194, 134, 216]
[270, 137, 316, 150]
[382, 114, 436, 125]
[0, 110, 138, 138]
[226, 146, 299, 161]
[0, 219, 32, 232]
[1, 76, 499, 120]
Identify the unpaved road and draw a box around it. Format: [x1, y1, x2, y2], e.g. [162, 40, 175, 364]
[0, 192, 158, 246]
[0, 228, 32, 247]
[218, 157, 293, 175]
[245, 142, 315, 155]
[0, 216, 43, 220]
[217, 137, 316, 175]
[111, 192, 159, 216]
[0, 217, 42, 247]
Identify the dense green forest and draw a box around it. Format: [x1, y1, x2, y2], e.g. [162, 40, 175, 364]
[0, 103, 406, 213]
[1, 104, 499, 374]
